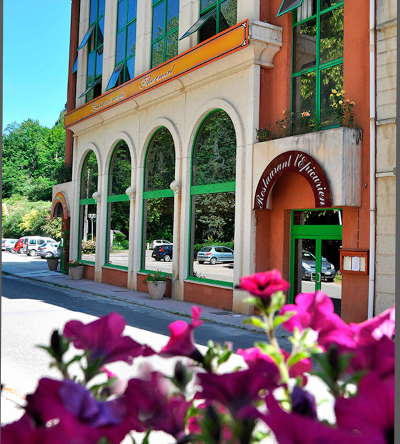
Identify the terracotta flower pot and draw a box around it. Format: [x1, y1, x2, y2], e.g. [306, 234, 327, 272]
[69, 266, 84, 280]
[46, 258, 59, 271]
[147, 280, 166, 300]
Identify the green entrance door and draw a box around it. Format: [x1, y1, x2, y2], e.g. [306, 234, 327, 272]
[290, 210, 342, 313]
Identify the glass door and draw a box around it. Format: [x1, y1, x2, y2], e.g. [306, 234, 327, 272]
[290, 210, 342, 316]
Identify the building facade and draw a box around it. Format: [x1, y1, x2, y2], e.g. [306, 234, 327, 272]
[52, 0, 396, 322]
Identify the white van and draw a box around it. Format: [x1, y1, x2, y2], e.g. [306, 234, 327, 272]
[22, 236, 57, 256]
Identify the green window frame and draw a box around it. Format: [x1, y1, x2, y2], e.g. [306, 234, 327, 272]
[78, 151, 99, 264]
[188, 109, 237, 287]
[105, 141, 132, 269]
[106, 0, 137, 91]
[197, 0, 237, 43]
[150, 0, 179, 69]
[85, 0, 105, 102]
[291, 0, 344, 129]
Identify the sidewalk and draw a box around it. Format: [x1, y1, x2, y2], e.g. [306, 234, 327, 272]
[3, 265, 290, 341]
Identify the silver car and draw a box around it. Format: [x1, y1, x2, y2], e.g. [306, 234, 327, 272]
[197, 246, 234, 265]
[38, 242, 61, 259]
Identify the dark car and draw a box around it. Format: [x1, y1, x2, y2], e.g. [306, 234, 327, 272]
[302, 250, 336, 282]
[152, 244, 173, 262]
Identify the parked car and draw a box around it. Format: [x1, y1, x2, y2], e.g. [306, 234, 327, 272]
[13, 237, 28, 254]
[150, 239, 172, 250]
[302, 250, 336, 282]
[38, 242, 61, 259]
[152, 244, 173, 262]
[197, 246, 234, 265]
[21, 236, 57, 257]
[2, 239, 17, 251]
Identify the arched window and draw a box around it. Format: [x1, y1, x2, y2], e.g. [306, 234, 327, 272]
[106, 141, 132, 268]
[142, 128, 175, 273]
[189, 110, 236, 284]
[79, 150, 99, 262]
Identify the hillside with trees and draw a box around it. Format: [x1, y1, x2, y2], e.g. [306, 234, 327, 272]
[2, 110, 70, 240]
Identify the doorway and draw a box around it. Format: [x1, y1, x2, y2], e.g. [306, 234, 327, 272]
[290, 210, 342, 315]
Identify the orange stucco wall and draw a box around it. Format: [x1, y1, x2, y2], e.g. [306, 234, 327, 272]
[102, 267, 128, 288]
[184, 282, 233, 311]
[256, 0, 370, 323]
[82, 265, 95, 280]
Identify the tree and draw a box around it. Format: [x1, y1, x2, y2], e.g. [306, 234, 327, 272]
[2, 109, 69, 201]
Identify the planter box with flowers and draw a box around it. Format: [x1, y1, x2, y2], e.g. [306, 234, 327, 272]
[142, 270, 169, 300]
[254, 90, 362, 208]
[68, 259, 85, 280]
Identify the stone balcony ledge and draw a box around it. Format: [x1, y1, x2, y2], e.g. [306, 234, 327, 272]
[253, 127, 363, 208]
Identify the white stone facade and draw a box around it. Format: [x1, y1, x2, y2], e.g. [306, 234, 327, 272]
[66, 0, 283, 314]
[375, 0, 397, 313]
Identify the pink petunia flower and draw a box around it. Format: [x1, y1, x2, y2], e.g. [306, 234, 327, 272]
[3, 378, 135, 444]
[237, 269, 290, 299]
[237, 346, 312, 386]
[159, 306, 204, 362]
[195, 360, 280, 417]
[347, 335, 395, 380]
[335, 371, 394, 444]
[280, 291, 356, 350]
[63, 312, 154, 367]
[349, 305, 395, 346]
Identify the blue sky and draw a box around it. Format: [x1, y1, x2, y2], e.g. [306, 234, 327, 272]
[3, 1, 71, 131]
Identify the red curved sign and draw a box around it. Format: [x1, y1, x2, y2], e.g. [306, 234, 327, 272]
[254, 151, 332, 209]
[50, 192, 69, 219]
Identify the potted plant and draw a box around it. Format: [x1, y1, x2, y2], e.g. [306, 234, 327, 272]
[46, 253, 60, 271]
[142, 270, 169, 300]
[68, 259, 85, 280]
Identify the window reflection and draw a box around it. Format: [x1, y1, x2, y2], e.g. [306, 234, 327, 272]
[145, 128, 175, 191]
[192, 110, 236, 186]
[191, 192, 235, 282]
[320, 7, 343, 64]
[106, 142, 132, 268]
[320, 64, 343, 126]
[143, 197, 174, 274]
[107, 201, 130, 267]
[293, 19, 317, 72]
[293, 71, 316, 115]
[143, 128, 175, 273]
[190, 110, 236, 284]
[81, 151, 98, 199]
[80, 204, 97, 262]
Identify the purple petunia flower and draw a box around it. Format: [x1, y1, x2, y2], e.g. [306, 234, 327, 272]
[159, 306, 204, 362]
[195, 360, 280, 417]
[63, 312, 155, 366]
[2, 378, 134, 444]
[258, 394, 371, 444]
[335, 371, 394, 444]
[236, 269, 290, 299]
[124, 371, 190, 440]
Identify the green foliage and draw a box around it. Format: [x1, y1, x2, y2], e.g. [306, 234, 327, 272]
[142, 270, 169, 285]
[2, 197, 61, 240]
[82, 239, 96, 254]
[2, 109, 69, 201]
